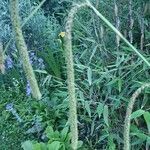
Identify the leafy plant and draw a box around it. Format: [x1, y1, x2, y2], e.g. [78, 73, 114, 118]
[22, 126, 83, 150]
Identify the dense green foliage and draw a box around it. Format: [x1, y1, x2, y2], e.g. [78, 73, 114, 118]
[0, 0, 150, 149]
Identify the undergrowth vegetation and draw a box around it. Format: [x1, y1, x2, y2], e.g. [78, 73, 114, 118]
[0, 0, 150, 150]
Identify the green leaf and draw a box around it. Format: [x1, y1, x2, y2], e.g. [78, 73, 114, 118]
[87, 67, 92, 86]
[61, 127, 69, 141]
[89, 45, 98, 62]
[118, 78, 122, 92]
[34, 70, 48, 74]
[45, 126, 54, 139]
[96, 102, 104, 118]
[107, 78, 118, 86]
[47, 141, 61, 150]
[77, 140, 83, 148]
[144, 111, 150, 133]
[21, 141, 33, 150]
[103, 105, 109, 127]
[146, 137, 150, 146]
[122, 46, 133, 52]
[53, 130, 60, 139]
[33, 144, 40, 150]
[98, 134, 109, 143]
[130, 109, 145, 120]
[108, 135, 116, 150]
[85, 101, 91, 118]
[38, 143, 47, 150]
[79, 91, 85, 102]
[33, 143, 47, 150]
[131, 132, 148, 141]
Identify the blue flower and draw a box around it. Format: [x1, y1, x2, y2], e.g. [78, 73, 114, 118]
[6, 103, 14, 111]
[38, 58, 45, 69]
[5, 103, 22, 123]
[38, 58, 43, 63]
[30, 52, 35, 57]
[29, 52, 35, 64]
[26, 81, 32, 96]
[6, 56, 13, 69]
[29, 52, 45, 69]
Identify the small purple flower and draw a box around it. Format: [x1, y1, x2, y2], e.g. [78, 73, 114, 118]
[6, 56, 13, 69]
[26, 81, 32, 96]
[6, 103, 14, 111]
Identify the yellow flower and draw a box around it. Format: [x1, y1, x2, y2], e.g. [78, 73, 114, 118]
[59, 32, 65, 38]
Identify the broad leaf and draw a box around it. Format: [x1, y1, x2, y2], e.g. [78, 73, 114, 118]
[47, 141, 61, 150]
[22, 141, 33, 150]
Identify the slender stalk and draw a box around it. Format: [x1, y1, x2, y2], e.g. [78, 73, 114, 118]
[10, 0, 41, 100]
[123, 83, 150, 150]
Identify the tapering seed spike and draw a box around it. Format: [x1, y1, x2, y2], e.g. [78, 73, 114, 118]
[123, 83, 150, 150]
[10, 0, 41, 100]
